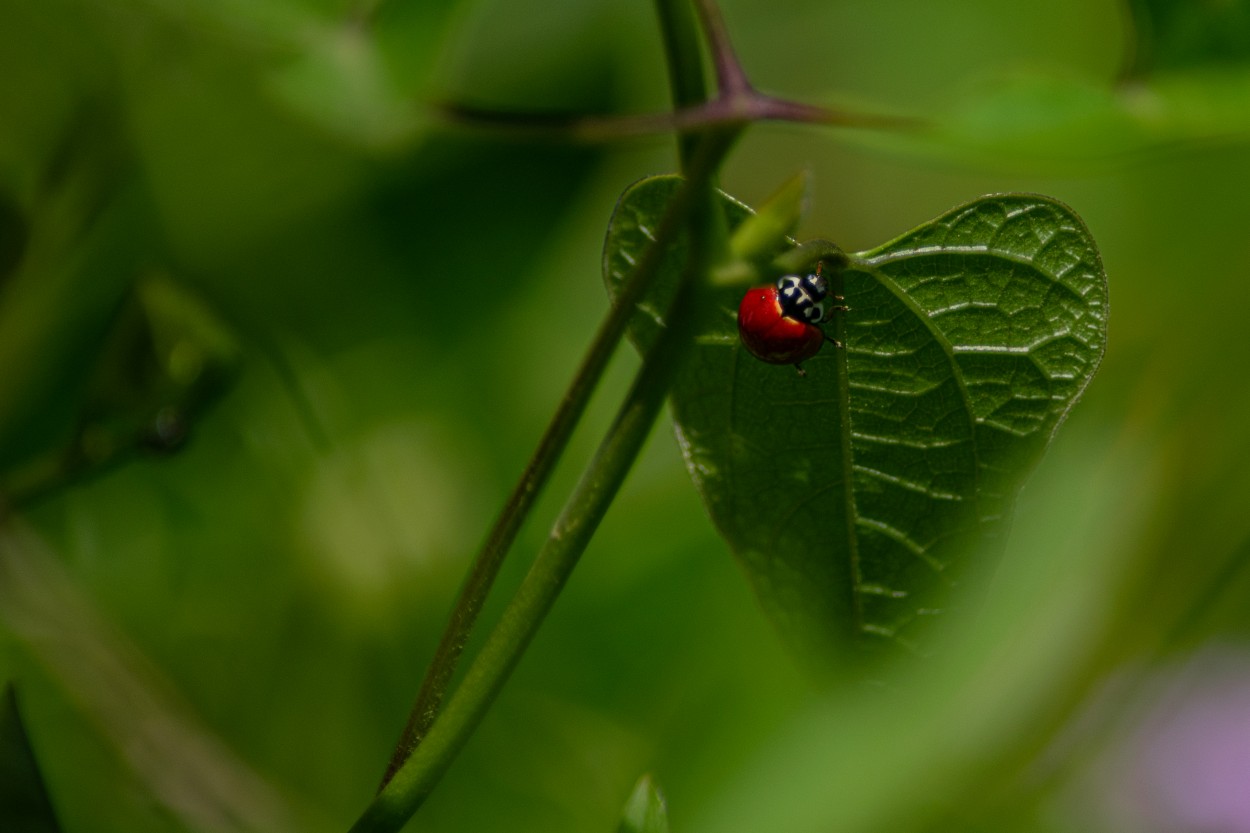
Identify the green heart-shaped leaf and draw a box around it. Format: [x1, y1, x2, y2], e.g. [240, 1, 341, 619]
[604, 176, 1108, 660]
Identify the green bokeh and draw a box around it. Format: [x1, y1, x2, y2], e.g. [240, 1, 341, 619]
[2, 1, 1249, 832]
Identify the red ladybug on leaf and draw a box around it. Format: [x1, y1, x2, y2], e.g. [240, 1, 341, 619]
[737, 265, 845, 375]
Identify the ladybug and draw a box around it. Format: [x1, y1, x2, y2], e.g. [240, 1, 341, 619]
[737, 268, 844, 375]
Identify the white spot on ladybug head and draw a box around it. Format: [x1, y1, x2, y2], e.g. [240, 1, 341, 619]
[800, 272, 829, 301]
[776, 272, 830, 321]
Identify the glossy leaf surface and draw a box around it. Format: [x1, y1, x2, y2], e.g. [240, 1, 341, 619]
[604, 177, 1108, 659]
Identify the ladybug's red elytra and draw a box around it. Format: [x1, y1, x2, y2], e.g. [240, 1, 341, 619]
[737, 268, 844, 375]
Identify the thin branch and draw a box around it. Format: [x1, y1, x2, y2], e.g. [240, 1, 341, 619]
[654, 0, 709, 171]
[351, 144, 732, 831]
[693, 0, 752, 96]
[352, 284, 694, 833]
[437, 96, 922, 142]
[375, 128, 736, 791]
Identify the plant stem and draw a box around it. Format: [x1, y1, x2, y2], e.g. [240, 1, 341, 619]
[378, 163, 713, 788]
[377, 127, 743, 790]
[350, 173, 721, 833]
[439, 0, 920, 143]
[693, 0, 751, 96]
[437, 99, 918, 142]
[372, 0, 744, 810]
[654, 0, 708, 172]
[378, 0, 728, 788]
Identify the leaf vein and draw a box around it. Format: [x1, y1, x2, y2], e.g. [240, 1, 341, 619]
[852, 464, 964, 501]
[855, 517, 943, 572]
[849, 431, 967, 450]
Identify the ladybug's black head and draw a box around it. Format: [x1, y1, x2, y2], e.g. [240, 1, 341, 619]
[776, 272, 830, 323]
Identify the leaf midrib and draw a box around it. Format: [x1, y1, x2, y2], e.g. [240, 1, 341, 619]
[846, 257, 988, 592]
[830, 266, 863, 634]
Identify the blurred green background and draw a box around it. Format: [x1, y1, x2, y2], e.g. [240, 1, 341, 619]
[3, 0, 1250, 831]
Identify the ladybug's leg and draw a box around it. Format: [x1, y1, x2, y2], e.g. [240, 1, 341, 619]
[820, 296, 850, 322]
[821, 297, 848, 350]
[793, 363, 808, 377]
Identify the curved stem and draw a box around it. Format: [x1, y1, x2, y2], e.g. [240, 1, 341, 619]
[372, 0, 741, 809]
[351, 163, 725, 832]
[378, 152, 717, 788]
[350, 300, 686, 833]
[378, 1, 730, 787]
